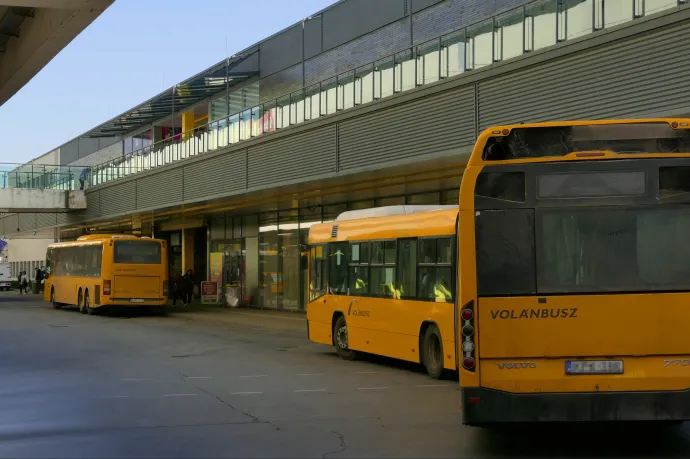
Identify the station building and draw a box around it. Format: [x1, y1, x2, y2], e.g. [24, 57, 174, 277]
[3, 0, 690, 310]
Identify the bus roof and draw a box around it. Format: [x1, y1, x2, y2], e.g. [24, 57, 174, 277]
[48, 234, 164, 248]
[309, 206, 458, 244]
[470, 118, 690, 166]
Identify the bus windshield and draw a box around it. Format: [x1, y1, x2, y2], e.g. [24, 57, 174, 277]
[113, 240, 162, 264]
[483, 123, 690, 160]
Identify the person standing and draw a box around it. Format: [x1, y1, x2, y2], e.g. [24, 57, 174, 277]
[182, 269, 194, 306]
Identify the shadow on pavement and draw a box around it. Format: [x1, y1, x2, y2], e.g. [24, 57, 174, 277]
[472, 421, 690, 457]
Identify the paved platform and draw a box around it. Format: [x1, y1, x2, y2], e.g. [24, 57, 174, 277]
[1, 293, 690, 457]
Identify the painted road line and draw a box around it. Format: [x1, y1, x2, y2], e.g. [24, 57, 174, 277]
[294, 389, 327, 393]
[230, 391, 264, 395]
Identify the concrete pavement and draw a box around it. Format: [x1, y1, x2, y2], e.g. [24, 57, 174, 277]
[1, 294, 690, 457]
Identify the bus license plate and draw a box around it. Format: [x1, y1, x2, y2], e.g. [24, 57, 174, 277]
[566, 360, 623, 375]
[130, 299, 145, 303]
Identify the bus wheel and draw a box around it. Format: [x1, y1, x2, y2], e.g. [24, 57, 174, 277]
[422, 325, 445, 379]
[333, 315, 357, 360]
[83, 291, 95, 315]
[51, 288, 61, 309]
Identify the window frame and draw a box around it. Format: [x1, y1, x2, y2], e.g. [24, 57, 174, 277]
[309, 244, 328, 301]
[417, 236, 455, 303]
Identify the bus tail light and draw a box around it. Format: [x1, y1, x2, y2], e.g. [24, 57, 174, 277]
[103, 280, 111, 296]
[163, 280, 169, 296]
[461, 301, 476, 371]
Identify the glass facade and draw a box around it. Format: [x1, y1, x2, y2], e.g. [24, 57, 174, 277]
[206, 190, 458, 311]
[88, 0, 685, 187]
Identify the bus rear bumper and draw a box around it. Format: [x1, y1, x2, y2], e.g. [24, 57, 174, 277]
[462, 387, 690, 425]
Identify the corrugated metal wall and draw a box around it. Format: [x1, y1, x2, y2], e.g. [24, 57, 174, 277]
[476, 21, 690, 130]
[183, 150, 246, 202]
[99, 181, 136, 216]
[338, 85, 476, 171]
[247, 125, 336, 188]
[136, 169, 182, 210]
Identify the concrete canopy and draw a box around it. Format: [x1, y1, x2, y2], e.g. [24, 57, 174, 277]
[0, 0, 113, 107]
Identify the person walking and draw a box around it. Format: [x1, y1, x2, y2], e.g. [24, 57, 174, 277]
[17, 271, 22, 294]
[20, 271, 28, 295]
[172, 272, 184, 306]
[182, 269, 194, 306]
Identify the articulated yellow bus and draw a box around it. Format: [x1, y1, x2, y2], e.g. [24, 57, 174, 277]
[44, 234, 169, 314]
[308, 118, 690, 425]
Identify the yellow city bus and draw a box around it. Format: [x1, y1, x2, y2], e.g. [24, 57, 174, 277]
[44, 234, 169, 314]
[459, 118, 690, 425]
[307, 206, 459, 379]
[308, 118, 690, 425]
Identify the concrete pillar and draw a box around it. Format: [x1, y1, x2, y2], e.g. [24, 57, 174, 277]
[182, 228, 195, 273]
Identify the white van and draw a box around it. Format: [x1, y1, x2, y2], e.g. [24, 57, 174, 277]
[0, 263, 11, 291]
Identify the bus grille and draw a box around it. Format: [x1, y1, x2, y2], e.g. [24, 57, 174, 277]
[331, 225, 339, 238]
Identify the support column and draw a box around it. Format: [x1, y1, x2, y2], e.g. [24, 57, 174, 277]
[181, 110, 194, 139]
[182, 228, 195, 273]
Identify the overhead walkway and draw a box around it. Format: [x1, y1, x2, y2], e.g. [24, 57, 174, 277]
[0, 164, 86, 212]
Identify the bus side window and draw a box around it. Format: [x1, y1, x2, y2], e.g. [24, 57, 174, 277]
[396, 239, 417, 298]
[417, 237, 454, 302]
[309, 245, 328, 301]
[328, 242, 349, 294]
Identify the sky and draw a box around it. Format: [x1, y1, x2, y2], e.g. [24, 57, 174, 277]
[0, 0, 334, 164]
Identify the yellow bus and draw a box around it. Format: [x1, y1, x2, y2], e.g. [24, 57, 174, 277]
[307, 206, 459, 379]
[457, 118, 690, 426]
[44, 234, 169, 314]
[308, 118, 690, 425]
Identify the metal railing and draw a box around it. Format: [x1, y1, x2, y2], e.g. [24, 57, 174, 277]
[0, 163, 87, 191]
[89, 0, 685, 187]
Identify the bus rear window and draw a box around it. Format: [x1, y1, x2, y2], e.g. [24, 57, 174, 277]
[113, 240, 161, 264]
[482, 123, 690, 160]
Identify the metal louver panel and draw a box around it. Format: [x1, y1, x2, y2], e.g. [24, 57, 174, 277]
[331, 225, 339, 238]
[477, 20, 690, 130]
[99, 181, 136, 216]
[85, 190, 100, 219]
[36, 213, 56, 230]
[137, 169, 182, 210]
[247, 126, 336, 189]
[338, 85, 476, 172]
[183, 150, 246, 202]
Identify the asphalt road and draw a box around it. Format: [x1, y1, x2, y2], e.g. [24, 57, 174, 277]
[1, 294, 690, 458]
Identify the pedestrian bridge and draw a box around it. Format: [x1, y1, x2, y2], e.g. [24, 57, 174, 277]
[0, 164, 87, 212]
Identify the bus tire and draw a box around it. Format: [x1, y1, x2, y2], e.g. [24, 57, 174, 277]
[51, 288, 61, 309]
[84, 290, 96, 315]
[333, 315, 357, 361]
[422, 324, 445, 379]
